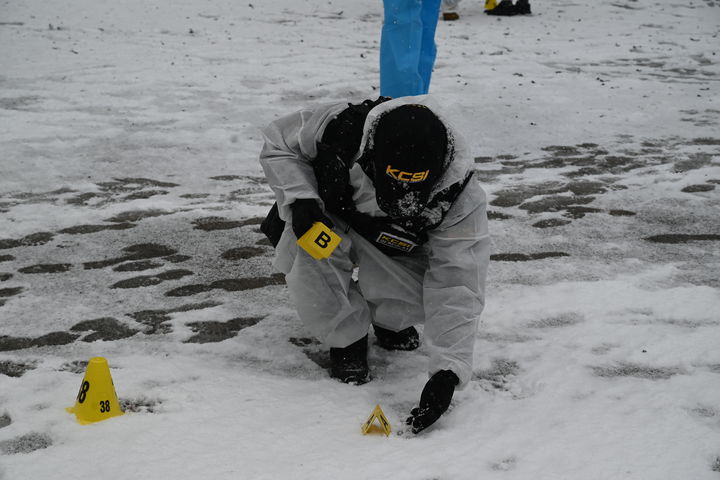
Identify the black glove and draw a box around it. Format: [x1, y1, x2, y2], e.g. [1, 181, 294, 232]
[406, 370, 459, 434]
[290, 199, 334, 239]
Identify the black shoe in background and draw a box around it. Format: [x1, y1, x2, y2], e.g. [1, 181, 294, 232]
[485, 0, 517, 15]
[373, 325, 420, 351]
[330, 335, 369, 385]
[515, 0, 531, 14]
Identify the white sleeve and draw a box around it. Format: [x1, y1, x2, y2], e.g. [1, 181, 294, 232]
[258, 104, 346, 221]
[422, 183, 490, 388]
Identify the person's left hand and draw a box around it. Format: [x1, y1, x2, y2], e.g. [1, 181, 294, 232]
[290, 199, 333, 239]
[406, 370, 459, 434]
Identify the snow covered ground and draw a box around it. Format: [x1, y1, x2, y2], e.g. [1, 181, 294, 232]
[1, 0, 719, 478]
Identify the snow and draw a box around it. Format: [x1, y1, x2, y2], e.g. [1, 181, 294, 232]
[1, 0, 719, 478]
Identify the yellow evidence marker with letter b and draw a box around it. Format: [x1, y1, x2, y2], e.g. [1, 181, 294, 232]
[296, 222, 341, 259]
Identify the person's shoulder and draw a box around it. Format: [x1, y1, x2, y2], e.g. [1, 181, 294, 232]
[434, 178, 487, 230]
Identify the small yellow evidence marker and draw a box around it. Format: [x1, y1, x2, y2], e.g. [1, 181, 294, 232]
[361, 404, 392, 436]
[296, 222, 341, 259]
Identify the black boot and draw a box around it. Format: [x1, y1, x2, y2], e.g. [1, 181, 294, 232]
[485, 0, 517, 15]
[373, 325, 420, 351]
[515, 0, 531, 14]
[330, 335, 369, 385]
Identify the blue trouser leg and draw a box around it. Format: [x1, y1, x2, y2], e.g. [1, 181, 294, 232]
[380, 0, 424, 97]
[418, 0, 441, 93]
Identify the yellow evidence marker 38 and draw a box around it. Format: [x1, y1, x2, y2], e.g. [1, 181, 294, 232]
[296, 222, 342, 259]
[66, 357, 124, 424]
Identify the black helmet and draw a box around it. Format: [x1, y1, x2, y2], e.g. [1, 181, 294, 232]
[365, 104, 448, 217]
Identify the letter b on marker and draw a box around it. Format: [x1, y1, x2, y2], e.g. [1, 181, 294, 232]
[297, 222, 341, 259]
[314, 231, 332, 248]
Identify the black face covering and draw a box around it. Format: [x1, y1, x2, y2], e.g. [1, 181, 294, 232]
[369, 105, 448, 218]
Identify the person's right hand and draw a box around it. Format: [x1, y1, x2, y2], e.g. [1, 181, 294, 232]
[406, 370, 459, 434]
[290, 199, 334, 239]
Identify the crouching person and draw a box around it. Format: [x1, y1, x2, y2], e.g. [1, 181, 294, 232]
[258, 95, 490, 433]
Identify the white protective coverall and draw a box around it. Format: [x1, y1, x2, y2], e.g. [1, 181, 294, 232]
[259, 95, 490, 387]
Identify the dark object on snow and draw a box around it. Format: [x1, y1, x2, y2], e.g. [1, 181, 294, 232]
[330, 335, 369, 385]
[406, 369, 459, 433]
[486, 0, 516, 15]
[486, 0, 531, 16]
[515, 0, 531, 14]
[373, 324, 420, 351]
